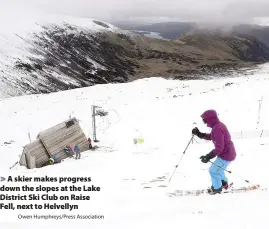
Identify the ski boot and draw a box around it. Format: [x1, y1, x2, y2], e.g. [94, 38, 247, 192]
[222, 180, 230, 190]
[207, 185, 222, 195]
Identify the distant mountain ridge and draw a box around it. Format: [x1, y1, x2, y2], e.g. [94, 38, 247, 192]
[114, 22, 197, 40]
[115, 21, 269, 47]
[1, 15, 269, 99]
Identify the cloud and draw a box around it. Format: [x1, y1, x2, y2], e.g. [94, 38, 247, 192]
[1, 0, 269, 23]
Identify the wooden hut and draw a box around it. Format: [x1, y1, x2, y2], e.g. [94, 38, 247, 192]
[20, 117, 89, 169]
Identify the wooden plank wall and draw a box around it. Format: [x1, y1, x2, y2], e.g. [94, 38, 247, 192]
[21, 118, 89, 169]
[19, 149, 27, 168]
[26, 153, 37, 169]
[24, 139, 50, 168]
[39, 119, 89, 162]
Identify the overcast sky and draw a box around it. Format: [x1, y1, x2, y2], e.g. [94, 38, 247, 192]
[1, 0, 269, 23]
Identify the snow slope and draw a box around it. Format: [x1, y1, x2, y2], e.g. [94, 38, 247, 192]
[0, 63, 269, 228]
[0, 12, 135, 98]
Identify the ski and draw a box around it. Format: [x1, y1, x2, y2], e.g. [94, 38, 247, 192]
[223, 184, 261, 194]
[168, 184, 261, 197]
[167, 185, 229, 197]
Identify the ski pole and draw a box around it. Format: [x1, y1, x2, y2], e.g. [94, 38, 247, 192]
[168, 135, 194, 183]
[209, 160, 252, 185]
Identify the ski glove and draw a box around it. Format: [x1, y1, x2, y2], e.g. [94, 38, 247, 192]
[192, 127, 206, 139]
[200, 151, 215, 163]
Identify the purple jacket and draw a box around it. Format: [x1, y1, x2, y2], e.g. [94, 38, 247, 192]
[201, 110, 236, 161]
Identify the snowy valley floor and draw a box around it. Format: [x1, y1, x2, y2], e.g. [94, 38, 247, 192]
[0, 64, 269, 229]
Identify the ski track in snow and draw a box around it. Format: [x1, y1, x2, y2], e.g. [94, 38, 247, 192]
[0, 63, 269, 228]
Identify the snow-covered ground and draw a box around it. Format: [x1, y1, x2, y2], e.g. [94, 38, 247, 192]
[0, 63, 269, 228]
[0, 12, 136, 98]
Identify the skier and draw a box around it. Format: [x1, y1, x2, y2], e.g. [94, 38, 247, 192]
[192, 109, 236, 194]
[42, 155, 59, 167]
[49, 155, 61, 164]
[88, 137, 93, 149]
[72, 145, 81, 160]
[64, 146, 74, 158]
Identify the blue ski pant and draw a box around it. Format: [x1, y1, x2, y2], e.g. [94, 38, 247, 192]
[209, 157, 231, 189]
